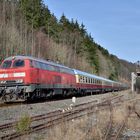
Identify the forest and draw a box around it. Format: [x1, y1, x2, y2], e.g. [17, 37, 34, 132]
[0, 0, 135, 82]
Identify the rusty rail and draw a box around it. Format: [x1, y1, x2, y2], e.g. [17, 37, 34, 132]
[0, 95, 125, 140]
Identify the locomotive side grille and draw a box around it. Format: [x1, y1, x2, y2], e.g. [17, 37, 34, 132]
[0, 79, 23, 85]
[6, 80, 16, 84]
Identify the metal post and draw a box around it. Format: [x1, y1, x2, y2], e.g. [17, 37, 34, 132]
[131, 72, 136, 92]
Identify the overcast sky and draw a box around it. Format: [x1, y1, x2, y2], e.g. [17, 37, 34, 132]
[44, 0, 140, 63]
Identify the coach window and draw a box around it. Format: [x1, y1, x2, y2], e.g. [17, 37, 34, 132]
[90, 78, 92, 84]
[90, 78, 92, 83]
[79, 76, 81, 83]
[96, 80, 98, 84]
[86, 77, 88, 83]
[81, 76, 84, 83]
[79, 76, 82, 83]
[91, 78, 93, 83]
[95, 79, 97, 84]
[85, 77, 87, 83]
[82, 77, 84, 83]
[85, 77, 88, 83]
[89, 78, 91, 84]
[13, 59, 24, 68]
[83, 77, 85, 83]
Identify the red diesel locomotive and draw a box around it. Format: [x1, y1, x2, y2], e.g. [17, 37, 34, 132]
[0, 56, 127, 102]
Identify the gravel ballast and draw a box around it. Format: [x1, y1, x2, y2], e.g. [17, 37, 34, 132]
[0, 90, 131, 125]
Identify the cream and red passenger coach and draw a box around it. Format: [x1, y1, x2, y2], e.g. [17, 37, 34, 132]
[0, 55, 127, 102]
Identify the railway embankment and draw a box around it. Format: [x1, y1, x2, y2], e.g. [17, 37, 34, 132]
[0, 90, 140, 140]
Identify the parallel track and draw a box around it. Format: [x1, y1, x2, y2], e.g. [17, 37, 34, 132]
[104, 98, 140, 140]
[0, 95, 125, 140]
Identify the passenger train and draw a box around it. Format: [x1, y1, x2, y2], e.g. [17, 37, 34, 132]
[0, 55, 128, 102]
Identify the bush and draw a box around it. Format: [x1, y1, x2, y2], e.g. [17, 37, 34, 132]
[16, 114, 31, 133]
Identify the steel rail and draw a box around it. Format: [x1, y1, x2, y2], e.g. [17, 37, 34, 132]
[0, 95, 125, 140]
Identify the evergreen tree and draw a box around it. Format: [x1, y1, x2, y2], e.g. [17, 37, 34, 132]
[41, 4, 51, 27]
[47, 14, 58, 37]
[59, 13, 71, 30]
[83, 35, 99, 73]
[19, 0, 43, 28]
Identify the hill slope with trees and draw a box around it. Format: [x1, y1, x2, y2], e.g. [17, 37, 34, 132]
[0, 0, 135, 82]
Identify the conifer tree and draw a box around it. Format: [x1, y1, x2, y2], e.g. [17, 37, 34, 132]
[19, 0, 43, 28]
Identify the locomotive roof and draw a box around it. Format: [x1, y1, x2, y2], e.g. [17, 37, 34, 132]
[4, 55, 72, 70]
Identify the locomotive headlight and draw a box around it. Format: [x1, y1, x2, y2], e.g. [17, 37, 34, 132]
[16, 79, 23, 83]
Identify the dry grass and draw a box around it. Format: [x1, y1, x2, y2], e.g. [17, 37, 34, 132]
[23, 93, 140, 140]
[39, 110, 111, 140]
[44, 115, 105, 140]
[127, 115, 140, 130]
[37, 105, 129, 140]
[46, 119, 86, 140]
[127, 101, 140, 130]
[112, 106, 126, 123]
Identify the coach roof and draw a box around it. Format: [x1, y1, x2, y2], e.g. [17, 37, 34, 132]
[74, 69, 115, 83]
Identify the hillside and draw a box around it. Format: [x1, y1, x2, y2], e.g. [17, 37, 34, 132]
[0, 0, 136, 82]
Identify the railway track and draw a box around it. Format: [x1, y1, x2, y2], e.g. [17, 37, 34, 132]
[104, 97, 140, 140]
[104, 107, 130, 140]
[0, 94, 125, 140]
[134, 110, 140, 118]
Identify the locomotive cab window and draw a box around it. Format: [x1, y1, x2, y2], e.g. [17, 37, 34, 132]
[13, 59, 25, 68]
[1, 60, 12, 69]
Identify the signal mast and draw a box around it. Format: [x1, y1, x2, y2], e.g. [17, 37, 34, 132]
[131, 61, 140, 92]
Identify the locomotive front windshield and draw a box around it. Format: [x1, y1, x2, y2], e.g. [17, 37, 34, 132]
[13, 60, 25, 67]
[1, 59, 25, 69]
[1, 60, 12, 69]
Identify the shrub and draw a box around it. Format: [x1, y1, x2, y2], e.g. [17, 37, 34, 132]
[15, 114, 31, 133]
